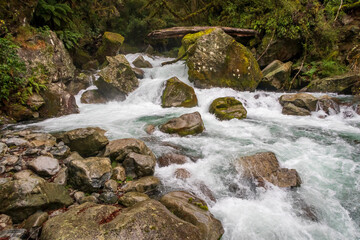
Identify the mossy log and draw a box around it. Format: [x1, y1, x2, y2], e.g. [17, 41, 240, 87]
[148, 26, 258, 40]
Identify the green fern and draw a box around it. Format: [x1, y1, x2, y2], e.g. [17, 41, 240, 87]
[35, 0, 73, 29]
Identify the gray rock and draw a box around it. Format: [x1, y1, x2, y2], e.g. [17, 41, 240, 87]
[67, 157, 112, 192]
[132, 55, 152, 68]
[2, 155, 19, 166]
[122, 176, 160, 193]
[132, 67, 145, 79]
[104, 179, 118, 192]
[99, 191, 118, 204]
[119, 192, 150, 207]
[0, 229, 27, 240]
[53, 167, 68, 185]
[0, 142, 8, 156]
[259, 60, 292, 90]
[279, 93, 318, 116]
[159, 112, 205, 136]
[27, 156, 60, 177]
[50, 144, 70, 159]
[80, 89, 107, 104]
[123, 152, 156, 179]
[23, 211, 48, 230]
[5, 138, 30, 147]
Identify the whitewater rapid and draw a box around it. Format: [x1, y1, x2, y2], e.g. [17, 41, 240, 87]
[25, 54, 360, 240]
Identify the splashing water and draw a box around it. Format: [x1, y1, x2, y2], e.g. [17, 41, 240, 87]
[23, 54, 360, 240]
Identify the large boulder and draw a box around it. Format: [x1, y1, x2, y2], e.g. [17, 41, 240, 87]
[209, 97, 247, 120]
[302, 73, 360, 94]
[95, 55, 139, 101]
[5, 103, 35, 122]
[104, 138, 155, 163]
[236, 152, 301, 188]
[159, 112, 205, 136]
[0, 170, 73, 222]
[63, 127, 109, 157]
[67, 157, 112, 192]
[132, 56, 152, 68]
[258, 60, 292, 90]
[279, 93, 318, 116]
[161, 77, 198, 108]
[41, 200, 203, 240]
[186, 28, 262, 91]
[160, 191, 224, 240]
[80, 90, 107, 104]
[95, 32, 125, 64]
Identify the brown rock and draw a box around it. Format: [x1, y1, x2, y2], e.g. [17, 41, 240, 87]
[159, 112, 205, 136]
[121, 176, 160, 193]
[119, 192, 150, 207]
[80, 90, 107, 104]
[174, 168, 191, 180]
[132, 56, 152, 68]
[158, 153, 189, 167]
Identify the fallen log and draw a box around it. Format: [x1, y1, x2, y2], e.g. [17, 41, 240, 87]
[148, 26, 258, 40]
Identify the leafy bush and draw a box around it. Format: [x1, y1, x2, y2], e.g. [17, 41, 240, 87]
[34, 0, 73, 29]
[0, 37, 26, 102]
[56, 30, 83, 49]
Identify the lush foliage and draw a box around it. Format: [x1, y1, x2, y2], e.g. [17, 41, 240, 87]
[0, 37, 26, 102]
[34, 0, 73, 29]
[56, 30, 82, 49]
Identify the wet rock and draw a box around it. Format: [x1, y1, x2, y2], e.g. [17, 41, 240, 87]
[63, 127, 109, 157]
[99, 191, 118, 204]
[303, 73, 360, 94]
[112, 165, 126, 181]
[132, 55, 153, 68]
[67, 157, 112, 192]
[95, 32, 125, 64]
[161, 77, 198, 108]
[26, 94, 45, 111]
[53, 167, 67, 185]
[159, 112, 205, 136]
[186, 28, 262, 91]
[259, 60, 292, 90]
[209, 97, 247, 120]
[158, 153, 189, 167]
[104, 138, 155, 162]
[174, 168, 191, 180]
[119, 192, 150, 207]
[80, 89, 107, 104]
[198, 181, 217, 202]
[66, 72, 92, 95]
[160, 191, 224, 240]
[279, 93, 318, 116]
[22, 211, 48, 230]
[0, 214, 13, 231]
[41, 200, 202, 240]
[0, 229, 27, 240]
[104, 179, 118, 192]
[236, 152, 302, 188]
[0, 170, 73, 222]
[132, 67, 145, 79]
[316, 95, 340, 114]
[95, 54, 138, 101]
[123, 152, 156, 179]
[122, 176, 160, 193]
[144, 124, 155, 134]
[27, 156, 60, 177]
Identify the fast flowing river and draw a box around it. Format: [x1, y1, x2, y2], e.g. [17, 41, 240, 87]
[24, 54, 360, 239]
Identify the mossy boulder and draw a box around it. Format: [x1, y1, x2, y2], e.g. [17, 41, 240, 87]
[0, 170, 73, 223]
[5, 104, 35, 122]
[178, 28, 215, 59]
[95, 55, 139, 101]
[159, 112, 205, 136]
[95, 32, 125, 65]
[185, 28, 262, 91]
[209, 97, 247, 120]
[302, 73, 360, 94]
[161, 77, 198, 108]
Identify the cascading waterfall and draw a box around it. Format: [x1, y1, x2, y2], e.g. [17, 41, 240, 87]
[25, 54, 360, 240]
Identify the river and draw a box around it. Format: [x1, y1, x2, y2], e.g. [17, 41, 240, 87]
[24, 54, 360, 240]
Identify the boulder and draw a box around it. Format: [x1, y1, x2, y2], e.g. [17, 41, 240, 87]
[27, 156, 60, 177]
[63, 127, 109, 157]
[67, 157, 112, 192]
[160, 191, 224, 240]
[41, 200, 202, 240]
[80, 89, 107, 104]
[186, 28, 262, 91]
[119, 192, 150, 207]
[132, 56, 152, 68]
[209, 97, 247, 120]
[122, 176, 160, 193]
[236, 152, 301, 188]
[123, 152, 156, 179]
[0, 170, 73, 222]
[161, 77, 198, 108]
[132, 67, 145, 79]
[279, 93, 318, 116]
[159, 112, 205, 136]
[95, 32, 125, 64]
[258, 60, 292, 90]
[95, 55, 139, 101]
[26, 93, 45, 111]
[158, 153, 190, 167]
[5, 103, 35, 121]
[38, 82, 79, 118]
[316, 95, 340, 114]
[22, 211, 48, 230]
[65, 72, 92, 95]
[104, 138, 155, 162]
[303, 73, 360, 94]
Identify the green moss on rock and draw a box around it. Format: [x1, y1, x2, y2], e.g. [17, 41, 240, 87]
[209, 97, 247, 120]
[161, 77, 198, 108]
[96, 32, 125, 65]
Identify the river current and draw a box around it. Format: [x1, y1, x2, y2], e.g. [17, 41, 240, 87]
[24, 54, 360, 240]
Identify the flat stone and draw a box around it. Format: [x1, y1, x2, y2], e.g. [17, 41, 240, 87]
[119, 192, 150, 207]
[27, 156, 60, 177]
[122, 176, 160, 193]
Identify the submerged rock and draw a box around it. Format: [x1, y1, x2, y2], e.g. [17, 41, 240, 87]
[209, 97, 247, 120]
[132, 55, 152, 68]
[158, 153, 190, 167]
[132, 67, 145, 79]
[160, 191, 224, 240]
[160, 112, 205, 136]
[161, 77, 198, 108]
[174, 168, 191, 180]
[95, 54, 138, 101]
[279, 93, 318, 116]
[63, 127, 109, 157]
[186, 28, 262, 91]
[236, 152, 301, 188]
